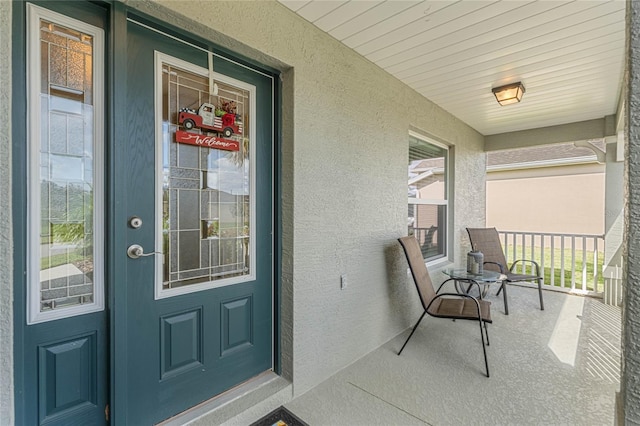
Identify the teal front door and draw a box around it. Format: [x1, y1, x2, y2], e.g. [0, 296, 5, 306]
[111, 16, 275, 424]
[14, 3, 275, 422]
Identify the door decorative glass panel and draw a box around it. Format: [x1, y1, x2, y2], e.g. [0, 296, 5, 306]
[27, 5, 104, 324]
[155, 52, 256, 298]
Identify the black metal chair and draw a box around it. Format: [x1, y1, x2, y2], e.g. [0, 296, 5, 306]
[397, 236, 493, 377]
[466, 227, 544, 315]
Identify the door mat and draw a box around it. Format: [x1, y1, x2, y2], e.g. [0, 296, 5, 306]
[250, 406, 309, 426]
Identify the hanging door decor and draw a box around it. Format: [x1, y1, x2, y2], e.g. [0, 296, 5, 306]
[154, 51, 256, 299]
[174, 131, 240, 151]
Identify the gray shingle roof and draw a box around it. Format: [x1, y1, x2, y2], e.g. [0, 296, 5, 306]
[487, 140, 605, 167]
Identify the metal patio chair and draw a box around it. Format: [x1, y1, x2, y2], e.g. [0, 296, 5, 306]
[466, 227, 544, 315]
[397, 236, 492, 377]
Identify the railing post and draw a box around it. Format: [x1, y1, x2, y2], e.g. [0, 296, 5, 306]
[593, 238, 597, 291]
[530, 234, 535, 276]
[561, 236, 566, 289]
[550, 235, 555, 287]
[540, 234, 545, 282]
[581, 237, 587, 292]
[521, 233, 526, 273]
[495, 230, 604, 296]
[571, 235, 576, 291]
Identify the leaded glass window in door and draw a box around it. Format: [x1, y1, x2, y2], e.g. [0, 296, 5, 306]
[155, 53, 256, 298]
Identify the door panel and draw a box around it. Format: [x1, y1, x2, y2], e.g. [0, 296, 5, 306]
[114, 17, 274, 424]
[38, 332, 97, 423]
[14, 2, 109, 424]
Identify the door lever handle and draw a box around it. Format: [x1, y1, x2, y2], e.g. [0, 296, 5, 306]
[127, 244, 162, 259]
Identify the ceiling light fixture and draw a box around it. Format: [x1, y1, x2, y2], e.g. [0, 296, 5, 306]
[492, 82, 525, 106]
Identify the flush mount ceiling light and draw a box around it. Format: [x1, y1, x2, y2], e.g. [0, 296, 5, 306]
[492, 82, 525, 106]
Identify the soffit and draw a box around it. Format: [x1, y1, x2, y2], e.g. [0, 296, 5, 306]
[278, 0, 626, 136]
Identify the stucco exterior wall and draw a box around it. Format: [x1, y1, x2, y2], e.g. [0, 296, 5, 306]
[486, 164, 605, 235]
[485, 117, 616, 151]
[0, 0, 14, 423]
[604, 144, 624, 276]
[130, 0, 485, 396]
[624, 1, 640, 423]
[1, 1, 485, 423]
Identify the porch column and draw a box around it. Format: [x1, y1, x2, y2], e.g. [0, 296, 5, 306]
[623, 0, 640, 423]
[0, 1, 13, 425]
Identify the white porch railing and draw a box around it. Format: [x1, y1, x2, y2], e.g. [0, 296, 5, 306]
[497, 230, 605, 296]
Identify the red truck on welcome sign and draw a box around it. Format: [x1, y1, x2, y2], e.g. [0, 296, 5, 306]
[178, 103, 243, 137]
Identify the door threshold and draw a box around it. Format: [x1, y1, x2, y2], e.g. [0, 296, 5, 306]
[158, 371, 290, 426]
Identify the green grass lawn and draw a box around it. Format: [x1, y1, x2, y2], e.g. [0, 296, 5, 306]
[503, 244, 604, 292]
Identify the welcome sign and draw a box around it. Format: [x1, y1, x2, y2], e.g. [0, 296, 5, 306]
[175, 130, 240, 151]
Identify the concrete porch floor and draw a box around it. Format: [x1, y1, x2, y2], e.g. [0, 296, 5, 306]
[282, 286, 621, 425]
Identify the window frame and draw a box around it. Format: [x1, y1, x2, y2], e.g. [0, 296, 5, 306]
[26, 3, 105, 324]
[153, 51, 257, 300]
[407, 130, 450, 263]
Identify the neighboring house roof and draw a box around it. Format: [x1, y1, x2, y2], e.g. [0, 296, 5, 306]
[412, 158, 445, 171]
[487, 140, 606, 170]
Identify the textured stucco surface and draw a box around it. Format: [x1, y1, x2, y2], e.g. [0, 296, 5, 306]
[0, 0, 13, 424]
[131, 0, 485, 398]
[485, 117, 615, 151]
[605, 143, 624, 271]
[624, 1, 640, 423]
[3, 1, 486, 423]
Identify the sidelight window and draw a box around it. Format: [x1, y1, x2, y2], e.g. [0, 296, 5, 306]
[27, 4, 104, 324]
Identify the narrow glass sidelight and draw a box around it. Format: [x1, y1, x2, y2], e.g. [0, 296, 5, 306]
[27, 4, 104, 324]
[154, 52, 256, 299]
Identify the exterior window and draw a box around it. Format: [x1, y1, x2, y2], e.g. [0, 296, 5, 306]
[408, 133, 448, 261]
[27, 4, 104, 324]
[154, 52, 256, 299]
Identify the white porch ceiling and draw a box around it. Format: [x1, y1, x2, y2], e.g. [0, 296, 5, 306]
[278, 0, 626, 136]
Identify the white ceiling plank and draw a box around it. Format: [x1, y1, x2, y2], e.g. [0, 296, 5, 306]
[425, 62, 623, 107]
[368, 2, 558, 68]
[479, 107, 616, 133]
[408, 31, 625, 97]
[447, 94, 612, 119]
[447, 102, 614, 127]
[355, 1, 497, 58]
[279, 0, 312, 12]
[278, 0, 626, 136]
[341, 1, 450, 48]
[385, 2, 623, 77]
[470, 108, 615, 135]
[429, 64, 622, 106]
[296, 1, 349, 23]
[314, 1, 384, 33]
[436, 74, 621, 114]
[415, 46, 624, 100]
[409, 39, 624, 95]
[398, 15, 624, 85]
[460, 96, 615, 120]
[328, 1, 420, 41]
[427, 97, 618, 133]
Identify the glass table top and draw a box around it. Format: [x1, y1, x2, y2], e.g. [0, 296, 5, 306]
[442, 268, 502, 282]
